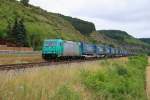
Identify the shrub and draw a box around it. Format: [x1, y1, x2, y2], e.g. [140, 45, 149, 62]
[50, 85, 80, 100]
[115, 64, 128, 76]
[80, 55, 148, 100]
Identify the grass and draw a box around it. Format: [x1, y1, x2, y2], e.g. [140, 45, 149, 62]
[81, 55, 148, 100]
[50, 85, 81, 100]
[0, 54, 43, 65]
[0, 56, 147, 100]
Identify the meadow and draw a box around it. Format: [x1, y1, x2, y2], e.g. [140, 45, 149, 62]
[0, 56, 148, 100]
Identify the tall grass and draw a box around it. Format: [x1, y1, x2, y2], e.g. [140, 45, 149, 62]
[50, 85, 80, 100]
[0, 56, 147, 100]
[80, 55, 148, 100]
[0, 61, 102, 100]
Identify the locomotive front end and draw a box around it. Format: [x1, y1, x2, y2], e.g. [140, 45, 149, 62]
[42, 39, 63, 60]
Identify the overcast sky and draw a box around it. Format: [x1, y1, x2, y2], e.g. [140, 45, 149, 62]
[29, 0, 150, 38]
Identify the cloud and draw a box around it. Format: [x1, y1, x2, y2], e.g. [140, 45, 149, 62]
[29, 0, 150, 38]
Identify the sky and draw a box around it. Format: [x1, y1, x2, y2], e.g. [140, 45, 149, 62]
[29, 0, 150, 38]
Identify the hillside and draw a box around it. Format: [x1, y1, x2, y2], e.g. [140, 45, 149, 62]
[97, 30, 146, 45]
[0, 0, 149, 54]
[90, 30, 150, 53]
[0, 0, 88, 49]
[57, 14, 96, 35]
[140, 38, 150, 44]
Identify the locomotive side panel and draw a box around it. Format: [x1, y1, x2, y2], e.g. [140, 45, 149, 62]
[63, 41, 81, 57]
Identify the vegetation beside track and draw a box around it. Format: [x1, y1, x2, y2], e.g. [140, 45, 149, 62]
[80, 55, 148, 100]
[0, 56, 148, 100]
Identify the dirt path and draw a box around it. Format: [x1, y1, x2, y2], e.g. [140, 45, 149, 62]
[146, 57, 150, 99]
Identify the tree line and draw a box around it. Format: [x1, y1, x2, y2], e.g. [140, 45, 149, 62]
[4, 0, 30, 47]
[58, 14, 96, 35]
[20, 0, 29, 6]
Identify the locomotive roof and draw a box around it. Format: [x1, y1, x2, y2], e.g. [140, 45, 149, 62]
[44, 39, 63, 41]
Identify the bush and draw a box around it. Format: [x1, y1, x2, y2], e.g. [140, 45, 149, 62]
[80, 55, 148, 100]
[50, 85, 80, 100]
[115, 64, 128, 76]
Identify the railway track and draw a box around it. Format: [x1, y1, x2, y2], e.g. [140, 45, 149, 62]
[0, 56, 126, 71]
[0, 58, 99, 71]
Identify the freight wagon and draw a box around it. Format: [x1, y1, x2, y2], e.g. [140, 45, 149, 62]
[80, 42, 96, 57]
[96, 45, 105, 57]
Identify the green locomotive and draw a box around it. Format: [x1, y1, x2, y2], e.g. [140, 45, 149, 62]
[42, 39, 81, 59]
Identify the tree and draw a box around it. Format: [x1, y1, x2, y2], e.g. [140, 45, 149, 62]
[7, 17, 29, 47]
[20, 0, 29, 6]
[16, 18, 29, 46]
[7, 19, 17, 43]
[28, 33, 42, 50]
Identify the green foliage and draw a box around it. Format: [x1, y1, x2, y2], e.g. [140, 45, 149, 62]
[58, 14, 96, 35]
[128, 54, 148, 69]
[0, 0, 88, 49]
[0, 31, 7, 38]
[7, 17, 29, 47]
[99, 30, 130, 40]
[50, 85, 81, 100]
[114, 63, 128, 76]
[98, 30, 142, 45]
[28, 33, 43, 50]
[20, 0, 29, 6]
[80, 55, 148, 100]
[140, 38, 150, 44]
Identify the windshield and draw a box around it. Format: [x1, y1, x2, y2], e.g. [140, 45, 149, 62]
[44, 41, 57, 47]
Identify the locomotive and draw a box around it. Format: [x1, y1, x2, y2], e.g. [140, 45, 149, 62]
[42, 39, 129, 60]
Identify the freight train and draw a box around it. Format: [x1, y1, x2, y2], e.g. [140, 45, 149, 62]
[42, 39, 131, 60]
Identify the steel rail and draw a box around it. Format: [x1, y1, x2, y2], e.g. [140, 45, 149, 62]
[0, 58, 99, 71]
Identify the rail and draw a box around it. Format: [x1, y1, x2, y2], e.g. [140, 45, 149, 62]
[0, 58, 99, 71]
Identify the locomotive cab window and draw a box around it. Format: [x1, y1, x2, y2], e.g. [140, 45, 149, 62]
[44, 41, 57, 47]
[48, 42, 57, 46]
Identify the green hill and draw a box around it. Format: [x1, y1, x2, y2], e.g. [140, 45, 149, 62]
[0, 0, 149, 54]
[140, 38, 150, 44]
[57, 14, 96, 35]
[0, 0, 88, 49]
[97, 30, 146, 45]
[91, 30, 150, 53]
